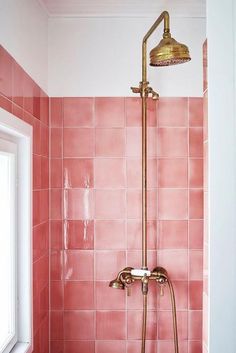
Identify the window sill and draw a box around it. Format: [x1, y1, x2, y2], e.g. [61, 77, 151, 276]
[10, 343, 32, 353]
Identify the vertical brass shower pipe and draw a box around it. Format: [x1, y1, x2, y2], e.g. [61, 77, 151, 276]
[141, 10, 170, 270]
[139, 12, 170, 353]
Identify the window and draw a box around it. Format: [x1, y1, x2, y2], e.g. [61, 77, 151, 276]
[0, 108, 32, 353]
[0, 139, 17, 353]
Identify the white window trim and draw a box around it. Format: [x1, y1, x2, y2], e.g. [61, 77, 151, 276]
[0, 108, 33, 353]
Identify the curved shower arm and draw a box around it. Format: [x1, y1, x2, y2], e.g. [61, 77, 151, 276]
[142, 11, 170, 82]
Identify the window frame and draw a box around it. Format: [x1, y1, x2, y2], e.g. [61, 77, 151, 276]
[0, 108, 33, 353]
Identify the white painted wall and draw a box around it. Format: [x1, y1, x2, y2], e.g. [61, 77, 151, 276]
[48, 16, 206, 97]
[207, 0, 236, 352]
[0, 0, 48, 92]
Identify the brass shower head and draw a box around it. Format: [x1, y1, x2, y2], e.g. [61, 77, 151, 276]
[149, 33, 191, 67]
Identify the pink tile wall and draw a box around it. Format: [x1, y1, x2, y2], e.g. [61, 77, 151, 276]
[0, 46, 49, 353]
[50, 96, 203, 353]
[202, 39, 208, 353]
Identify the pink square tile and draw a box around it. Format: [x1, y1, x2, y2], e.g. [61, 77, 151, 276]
[33, 222, 49, 262]
[127, 281, 157, 310]
[96, 311, 126, 340]
[95, 250, 125, 280]
[158, 340, 188, 353]
[64, 97, 94, 127]
[41, 124, 49, 157]
[127, 220, 157, 250]
[127, 189, 157, 220]
[159, 280, 188, 310]
[51, 220, 63, 249]
[189, 250, 203, 280]
[95, 190, 125, 220]
[189, 220, 203, 249]
[125, 97, 157, 127]
[51, 250, 63, 280]
[50, 311, 63, 340]
[158, 311, 188, 340]
[127, 190, 141, 219]
[64, 311, 95, 340]
[148, 128, 158, 157]
[204, 142, 208, 191]
[64, 128, 95, 157]
[189, 189, 203, 219]
[66, 189, 94, 220]
[96, 341, 126, 353]
[95, 97, 125, 127]
[40, 189, 49, 223]
[147, 189, 158, 220]
[189, 159, 203, 188]
[189, 281, 203, 310]
[127, 311, 156, 340]
[50, 98, 63, 127]
[39, 317, 49, 353]
[33, 253, 49, 293]
[12, 61, 24, 107]
[159, 189, 188, 220]
[158, 98, 188, 127]
[94, 158, 125, 188]
[189, 128, 203, 157]
[126, 128, 141, 157]
[64, 281, 94, 309]
[189, 341, 202, 353]
[50, 189, 63, 220]
[64, 158, 94, 188]
[158, 250, 188, 280]
[51, 159, 63, 188]
[126, 158, 141, 188]
[64, 220, 94, 250]
[64, 250, 94, 280]
[95, 220, 126, 250]
[65, 341, 95, 353]
[33, 154, 41, 189]
[189, 311, 202, 340]
[203, 93, 208, 141]
[95, 281, 126, 309]
[96, 128, 125, 157]
[127, 250, 157, 269]
[51, 340, 64, 353]
[33, 190, 41, 225]
[33, 117, 41, 155]
[41, 156, 49, 189]
[158, 158, 188, 188]
[159, 221, 188, 249]
[51, 128, 63, 158]
[51, 281, 63, 310]
[158, 128, 188, 157]
[189, 98, 203, 127]
[0, 46, 13, 99]
[127, 340, 157, 353]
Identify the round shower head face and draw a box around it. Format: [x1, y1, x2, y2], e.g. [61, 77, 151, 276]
[149, 36, 191, 67]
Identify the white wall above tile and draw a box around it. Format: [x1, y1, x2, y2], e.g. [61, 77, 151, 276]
[48, 16, 206, 97]
[39, 0, 205, 18]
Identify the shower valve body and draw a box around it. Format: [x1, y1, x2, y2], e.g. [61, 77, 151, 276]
[110, 266, 168, 295]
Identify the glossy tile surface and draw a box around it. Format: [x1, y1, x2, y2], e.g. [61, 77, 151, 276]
[49, 95, 204, 353]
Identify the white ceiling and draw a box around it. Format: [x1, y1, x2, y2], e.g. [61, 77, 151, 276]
[38, 0, 206, 17]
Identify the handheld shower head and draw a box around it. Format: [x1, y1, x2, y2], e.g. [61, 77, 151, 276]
[109, 278, 125, 290]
